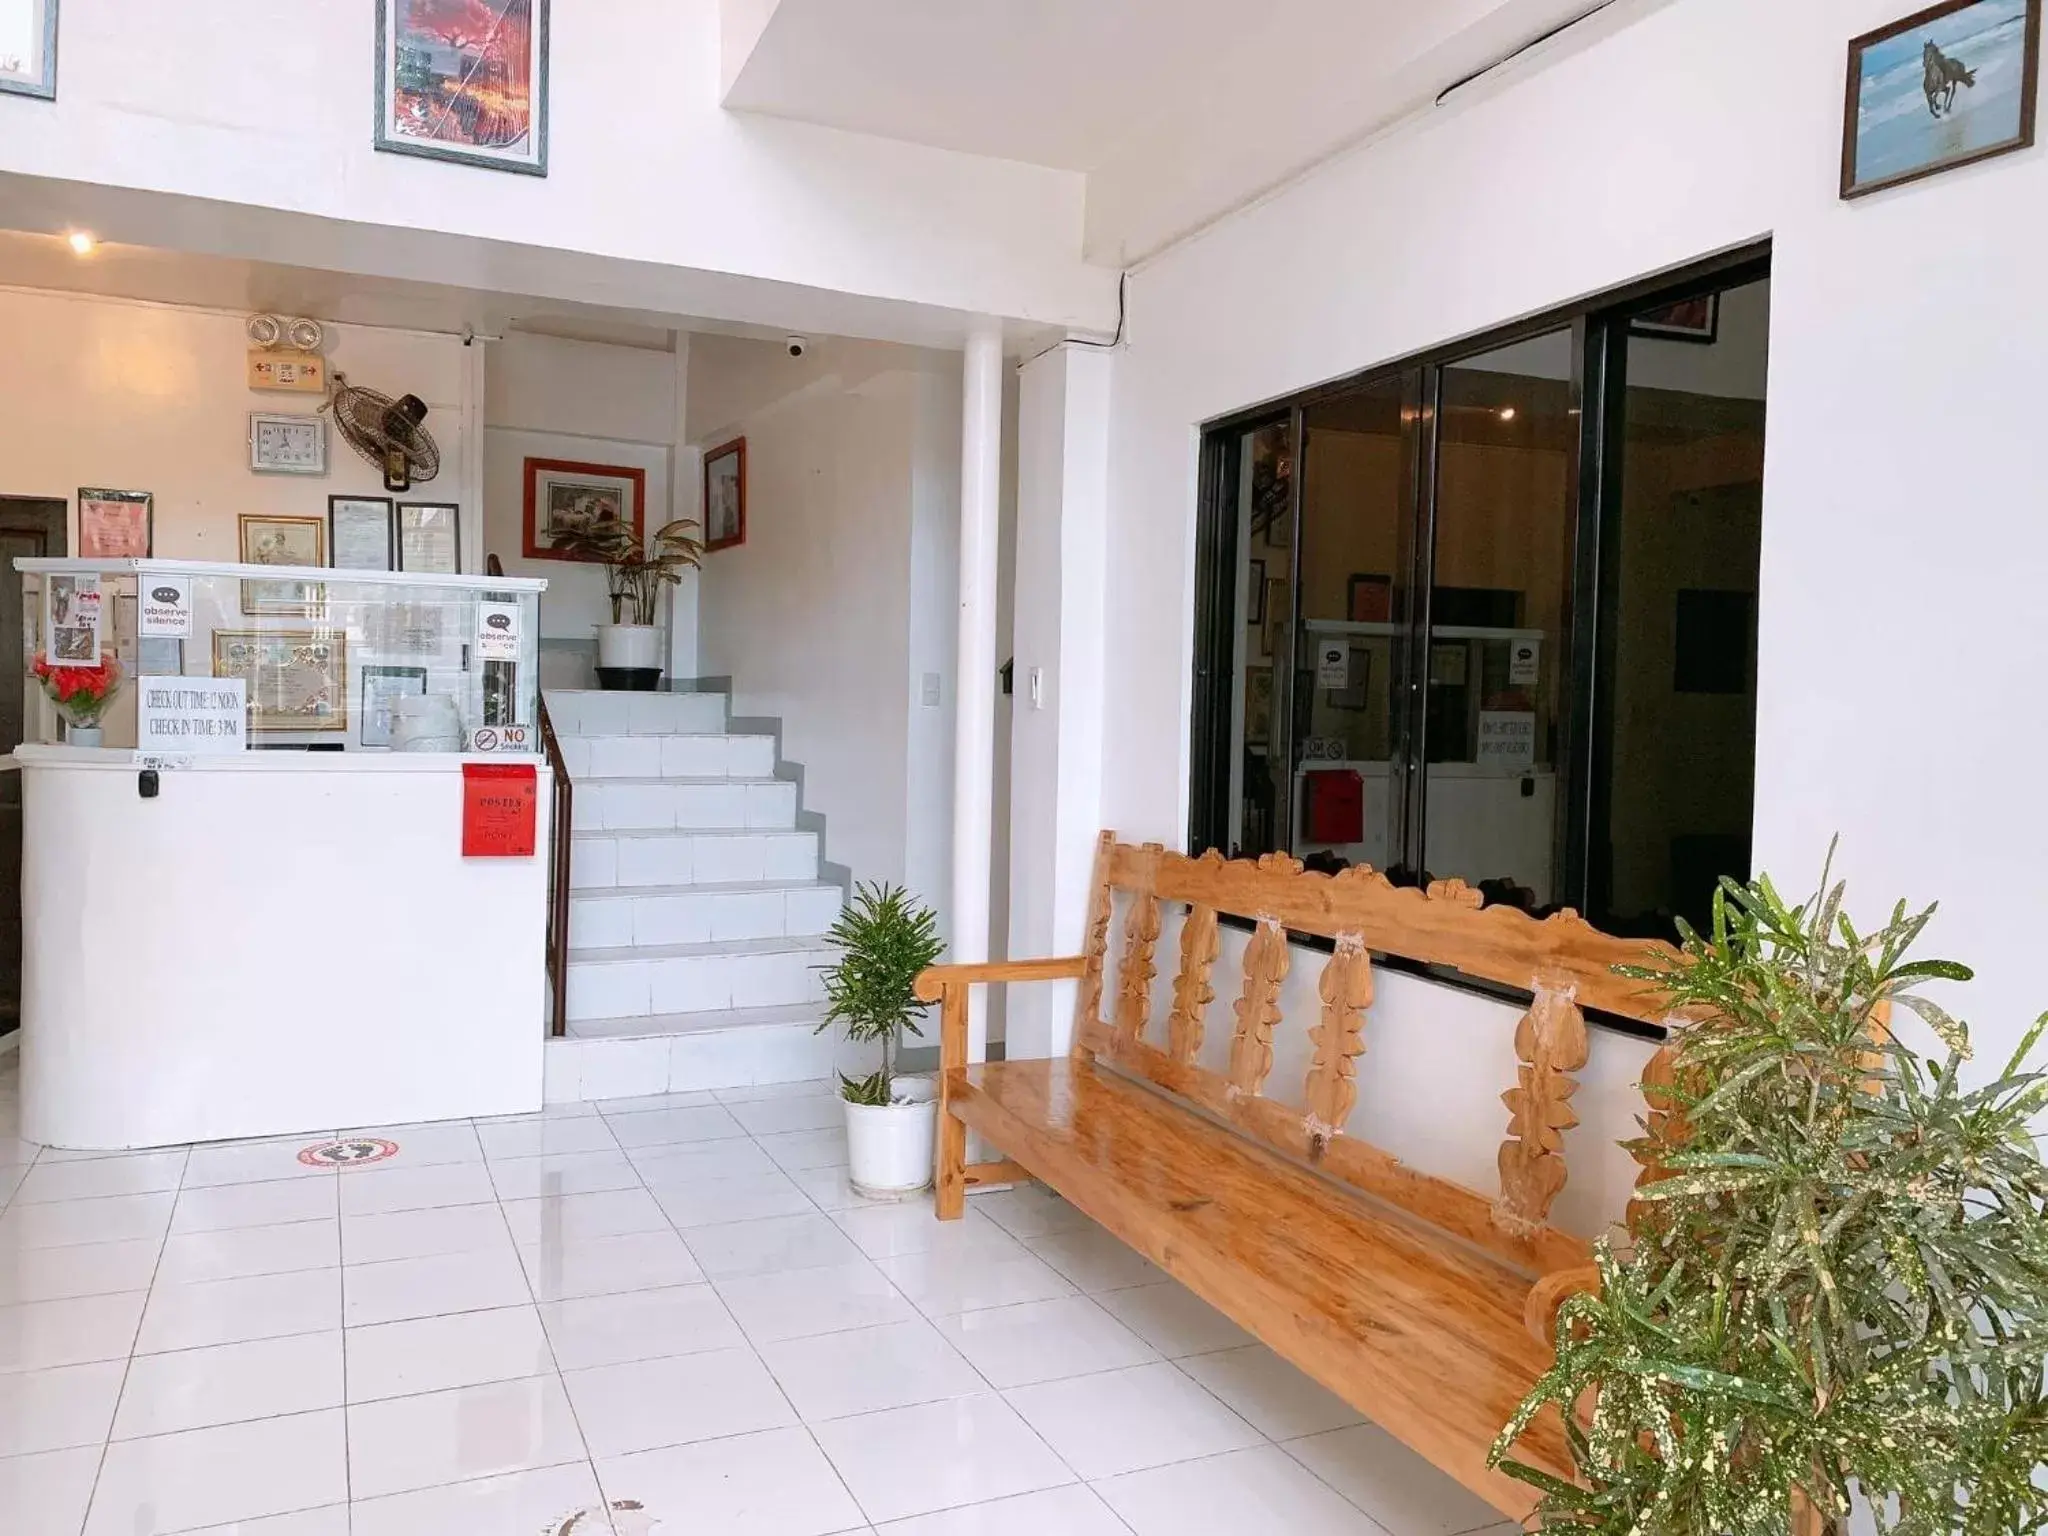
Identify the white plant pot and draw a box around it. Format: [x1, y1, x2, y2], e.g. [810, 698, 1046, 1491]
[843, 1077, 938, 1200]
[65, 723, 103, 748]
[596, 623, 662, 672]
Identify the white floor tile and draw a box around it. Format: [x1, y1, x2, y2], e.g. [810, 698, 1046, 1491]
[874, 1246, 1077, 1317]
[0, 1358, 125, 1455]
[715, 1259, 919, 1345]
[337, 1161, 497, 1218]
[654, 1171, 814, 1228]
[345, 1304, 554, 1401]
[341, 1201, 513, 1265]
[713, 1078, 837, 1105]
[1024, 1226, 1164, 1293]
[342, 1245, 532, 1327]
[564, 1346, 797, 1457]
[335, 1123, 483, 1168]
[1004, 1361, 1262, 1479]
[594, 1425, 867, 1536]
[1095, 1444, 1393, 1535]
[12, 1149, 187, 1204]
[183, 1139, 338, 1190]
[518, 1227, 704, 1301]
[541, 1283, 745, 1370]
[631, 1136, 779, 1186]
[785, 1165, 887, 1212]
[683, 1212, 864, 1279]
[602, 1103, 747, 1149]
[1094, 1281, 1256, 1359]
[0, 1165, 23, 1206]
[1178, 1344, 1365, 1439]
[499, 1187, 669, 1246]
[0, 1445, 103, 1535]
[346, 1376, 585, 1500]
[350, 1462, 605, 1536]
[0, 1289, 146, 1372]
[728, 1095, 844, 1136]
[811, 1393, 1073, 1525]
[0, 1235, 161, 1305]
[136, 1268, 340, 1355]
[476, 1116, 621, 1160]
[0, 1190, 175, 1248]
[113, 1330, 344, 1439]
[761, 1318, 986, 1421]
[935, 1295, 1158, 1388]
[833, 1203, 1020, 1261]
[1284, 1424, 1505, 1536]
[968, 1185, 1096, 1241]
[875, 1484, 1129, 1534]
[85, 1408, 350, 1536]
[0, 1136, 39, 1169]
[755, 1127, 850, 1172]
[173, 1179, 337, 1235]
[487, 1149, 643, 1202]
[156, 1219, 341, 1287]
[594, 1088, 719, 1114]
[177, 1504, 352, 1535]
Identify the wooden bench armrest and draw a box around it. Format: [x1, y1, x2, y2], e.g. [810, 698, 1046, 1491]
[914, 957, 1089, 1004]
[1524, 1263, 1602, 1346]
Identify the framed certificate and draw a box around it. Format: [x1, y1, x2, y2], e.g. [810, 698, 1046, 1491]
[360, 664, 428, 747]
[78, 489, 153, 559]
[212, 630, 348, 733]
[329, 496, 395, 572]
[238, 514, 327, 617]
[397, 502, 461, 575]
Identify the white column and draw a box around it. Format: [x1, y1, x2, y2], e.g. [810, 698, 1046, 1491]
[951, 322, 1004, 1063]
[666, 334, 701, 683]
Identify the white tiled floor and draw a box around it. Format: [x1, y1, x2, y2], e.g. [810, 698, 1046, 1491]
[0, 1055, 1520, 1535]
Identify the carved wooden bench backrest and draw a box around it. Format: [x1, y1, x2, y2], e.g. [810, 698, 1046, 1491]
[1070, 834, 1680, 1276]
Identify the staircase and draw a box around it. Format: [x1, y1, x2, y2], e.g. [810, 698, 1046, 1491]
[540, 689, 852, 1101]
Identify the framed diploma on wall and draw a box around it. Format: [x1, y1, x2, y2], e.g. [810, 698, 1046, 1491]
[329, 496, 395, 572]
[397, 503, 461, 575]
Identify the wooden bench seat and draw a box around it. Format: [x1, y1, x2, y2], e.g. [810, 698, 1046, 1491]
[918, 835, 1679, 1521]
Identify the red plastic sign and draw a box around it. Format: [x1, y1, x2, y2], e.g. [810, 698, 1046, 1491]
[462, 762, 538, 857]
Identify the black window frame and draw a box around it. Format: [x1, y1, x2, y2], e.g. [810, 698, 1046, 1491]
[1190, 242, 1773, 929]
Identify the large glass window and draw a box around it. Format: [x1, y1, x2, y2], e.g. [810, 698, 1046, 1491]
[1192, 253, 1770, 941]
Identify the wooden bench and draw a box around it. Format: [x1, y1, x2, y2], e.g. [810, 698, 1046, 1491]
[916, 834, 1677, 1520]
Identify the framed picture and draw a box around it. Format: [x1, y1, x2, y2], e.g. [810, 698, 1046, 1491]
[397, 502, 462, 575]
[250, 413, 329, 475]
[704, 437, 746, 552]
[213, 630, 348, 733]
[375, 0, 549, 176]
[238, 514, 326, 616]
[1843, 0, 2041, 199]
[1346, 573, 1393, 623]
[1629, 293, 1721, 344]
[0, 0, 58, 100]
[1245, 667, 1275, 747]
[329, 496, 395, 572]
[77, 489, 151, 559]
[1247, 560, 1267, 626]
[359, 664, 428, 747]
[522, 459, 645, 563]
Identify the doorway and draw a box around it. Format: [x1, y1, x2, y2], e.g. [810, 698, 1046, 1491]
[1, 496, 67, 1037]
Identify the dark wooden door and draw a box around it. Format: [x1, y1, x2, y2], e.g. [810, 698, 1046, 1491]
[0, 497, 68, 1037]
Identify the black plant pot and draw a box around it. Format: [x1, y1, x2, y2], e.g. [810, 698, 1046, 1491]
[596, 667, 663, 692]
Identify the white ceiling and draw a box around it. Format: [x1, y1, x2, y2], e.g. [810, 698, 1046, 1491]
[722, 0, 1630, 264]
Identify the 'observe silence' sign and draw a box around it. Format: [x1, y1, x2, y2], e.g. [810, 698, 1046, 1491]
[137, 677, 247, 755]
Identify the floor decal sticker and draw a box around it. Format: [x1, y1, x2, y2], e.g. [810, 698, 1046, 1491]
[295, 1136, 400, 1167]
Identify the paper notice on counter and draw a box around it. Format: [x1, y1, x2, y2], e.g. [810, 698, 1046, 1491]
[139, 575, 194, 638]
[1316, 639, 1349, 689]
[46, 572, 103, 666]
[1477, 710, 1536, 775]
[136, 676, 247, 756]
[475, 601, 522, 661]
[1508, 637, 1541, 687]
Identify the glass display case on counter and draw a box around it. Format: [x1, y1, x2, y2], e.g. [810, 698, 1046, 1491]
[16, 559, 546, 755]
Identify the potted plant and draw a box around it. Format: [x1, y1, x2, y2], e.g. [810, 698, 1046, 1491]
[32, 650, 123, 747]
[815, 883, 948, 1198]
[1493, 852, 2048, 1535]
[551, 517, 702, 687]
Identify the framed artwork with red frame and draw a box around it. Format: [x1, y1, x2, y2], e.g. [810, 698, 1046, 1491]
[521, 457, 646, 563]
[704, 437, 746, 552]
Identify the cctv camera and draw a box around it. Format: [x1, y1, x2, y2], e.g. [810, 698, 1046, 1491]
[785, 336, 809, 359]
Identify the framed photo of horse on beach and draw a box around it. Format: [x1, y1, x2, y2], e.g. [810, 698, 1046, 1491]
[1843, 0, 2040, 199]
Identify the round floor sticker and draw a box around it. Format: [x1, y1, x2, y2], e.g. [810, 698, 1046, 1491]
[297, 1136, 400, 1168]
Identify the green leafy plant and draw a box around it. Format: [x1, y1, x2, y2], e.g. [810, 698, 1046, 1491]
[815, 883, 946, 1107]
[550, 517, 702, 625]
[1493, 850, 2048, 1536]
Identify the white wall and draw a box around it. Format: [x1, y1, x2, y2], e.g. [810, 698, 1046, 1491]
[0, 286, 474, 561]
[1096, 0, 2048, 1200]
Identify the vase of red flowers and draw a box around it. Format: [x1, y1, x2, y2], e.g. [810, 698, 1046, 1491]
[31, 651, 123, 747]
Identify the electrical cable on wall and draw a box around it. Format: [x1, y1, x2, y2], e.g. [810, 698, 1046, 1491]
[1023, 269, 1128, 368]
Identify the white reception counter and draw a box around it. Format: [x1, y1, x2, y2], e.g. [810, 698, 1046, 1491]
[17, 745, 553, 1150]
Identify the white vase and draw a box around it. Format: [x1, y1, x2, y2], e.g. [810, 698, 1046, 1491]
[843, 1076, 939, 1200]
[596, 623, 661, 672]
[66, 723, 103, 748]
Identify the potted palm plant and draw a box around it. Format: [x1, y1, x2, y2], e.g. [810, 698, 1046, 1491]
[1493, 852, 2048, 1536]
[550, 517, 702, 688]
[815, 883, 948, 1198]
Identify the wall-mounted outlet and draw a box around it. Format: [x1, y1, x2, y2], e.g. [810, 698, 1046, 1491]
[1028, 666, 1045, 709]
[921, 672, 942, 707]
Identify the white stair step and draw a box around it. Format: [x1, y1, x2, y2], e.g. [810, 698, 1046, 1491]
[566, 1001, 828, 1041]
[570, 778, 797, 834]
[556, 733, 776, 781]
[569, 880, 843, 950]
[571, 829, 819, 889]
[545, 689, 727, 736]
[565, 936, 834, 1022]
[544, 1005, 870, 1100]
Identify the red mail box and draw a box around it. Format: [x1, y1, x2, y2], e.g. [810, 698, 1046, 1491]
[1302, 768, 1364, 845]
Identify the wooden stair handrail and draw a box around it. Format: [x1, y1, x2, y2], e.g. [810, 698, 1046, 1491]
[487, 553, 572, 1038]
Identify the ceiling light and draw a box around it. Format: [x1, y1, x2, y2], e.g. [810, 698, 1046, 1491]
[67, 231, 96, 256]
[1498, 406, 1518, 422]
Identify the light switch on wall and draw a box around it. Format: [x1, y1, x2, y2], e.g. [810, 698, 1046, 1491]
[921, 672, 942, 706]
[1028, 667, 1044, 709]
